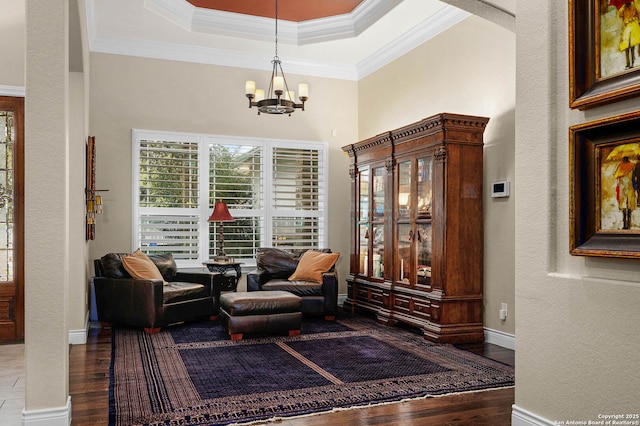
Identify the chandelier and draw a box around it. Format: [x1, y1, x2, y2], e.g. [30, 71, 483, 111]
[244, 0, 309, 115]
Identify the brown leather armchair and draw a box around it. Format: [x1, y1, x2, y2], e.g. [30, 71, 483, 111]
[93, 253, 221, 333]
[246, 248, 339, 320]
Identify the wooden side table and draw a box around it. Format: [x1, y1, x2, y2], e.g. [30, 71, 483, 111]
[203, 261, 243, 292]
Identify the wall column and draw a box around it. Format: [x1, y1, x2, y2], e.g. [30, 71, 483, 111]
[24, 0, 71, 423]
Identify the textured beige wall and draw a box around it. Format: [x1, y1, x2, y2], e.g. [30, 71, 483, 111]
[24, 0, 70, 411]
[89, 53, 356, 293]
[358, 15, 516, 335]
[69, 71, 89, 334]
[515, 0, 640, 421]
[0, 0, 25, 87]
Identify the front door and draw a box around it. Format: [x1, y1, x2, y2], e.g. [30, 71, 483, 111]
[0, 96, 24, 342]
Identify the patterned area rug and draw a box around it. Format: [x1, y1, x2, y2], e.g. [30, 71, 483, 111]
[109, 314, 514, 426]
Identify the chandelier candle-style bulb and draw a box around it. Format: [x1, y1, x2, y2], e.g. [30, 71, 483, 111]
[273, 76, 284, 94]
[255, 89, 265, 102]
[245, 80, 256, 96]
[287, 90, 295, 101]
[298, 83, 309, 100]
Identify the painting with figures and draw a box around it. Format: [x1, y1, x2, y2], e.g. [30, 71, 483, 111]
[600, 0, 640, 78]
[599, 141, 640, 231]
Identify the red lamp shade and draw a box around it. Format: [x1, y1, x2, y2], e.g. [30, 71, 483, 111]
[208, 201, 234, 222]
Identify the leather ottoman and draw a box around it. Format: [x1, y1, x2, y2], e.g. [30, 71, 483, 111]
[219, 290, 302, 340]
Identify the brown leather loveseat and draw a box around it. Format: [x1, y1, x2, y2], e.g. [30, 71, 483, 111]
[93, 252, 221, 333]
[246, 248, 339, 320]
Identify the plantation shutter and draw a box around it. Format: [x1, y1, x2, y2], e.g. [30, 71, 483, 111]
[136, 136, 202, 261]
[209, 143, 264, 261]
[133, 131, 328, 267]
[271, 146, 325, 252]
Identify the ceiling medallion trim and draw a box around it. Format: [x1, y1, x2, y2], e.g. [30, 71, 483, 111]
[144, 0, 402, 45]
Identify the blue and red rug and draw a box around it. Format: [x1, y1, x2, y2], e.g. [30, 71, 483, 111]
[109, 314, 514, 426]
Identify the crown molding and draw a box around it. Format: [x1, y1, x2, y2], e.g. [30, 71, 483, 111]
[0, 86, 25, 97]
[144, 0, 402, 45]
[86, 0, 467, 81]
[90, 33, 359, 80]
[356, 6, 470, 79]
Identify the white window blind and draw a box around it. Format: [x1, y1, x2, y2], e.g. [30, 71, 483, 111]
[133, 131, 328, 267]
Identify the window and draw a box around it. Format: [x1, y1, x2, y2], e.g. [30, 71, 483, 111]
[132, 130, 328, 267]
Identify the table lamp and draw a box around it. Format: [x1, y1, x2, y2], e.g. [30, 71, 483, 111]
[208, 200, 235, 261]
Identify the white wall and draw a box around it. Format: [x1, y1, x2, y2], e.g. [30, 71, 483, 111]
[88, 53, 357, 292]
[358, 15, 516, 335]
[514, 1, 640, 423]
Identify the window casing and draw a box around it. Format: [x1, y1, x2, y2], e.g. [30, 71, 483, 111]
[132, 130, 328, 268]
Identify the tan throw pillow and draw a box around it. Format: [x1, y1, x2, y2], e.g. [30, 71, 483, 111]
[122, 249, 165, 283]
[289, 250, 340, 283]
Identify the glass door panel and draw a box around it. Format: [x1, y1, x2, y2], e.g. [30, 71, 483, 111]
[416, 222, 432, 285]
[359, 168, 369, 221]
[417, 157, 433, 218]
[372, 167, 385, 218]
[398, 161, 411, 219]
[398, 223, 412, 284]
[358, 168, 369, 275]
[359, 224, 369, 275]
[371, 225, 384, 278]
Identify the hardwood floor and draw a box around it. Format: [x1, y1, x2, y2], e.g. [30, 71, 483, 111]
[69, 323, 514, 426]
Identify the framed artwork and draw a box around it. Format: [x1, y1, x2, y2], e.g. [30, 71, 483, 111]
[570, 111, 640, 258]
[569, 0, 640, 109]
[86, 136, 96, 240]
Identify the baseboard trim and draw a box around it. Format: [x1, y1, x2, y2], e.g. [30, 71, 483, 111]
[68, 312, 89, 345]
[338, 294, 348, 307]
[484, 327, 515, 350]
[512, 404, 555, 426]
[22, 396, 71, 425]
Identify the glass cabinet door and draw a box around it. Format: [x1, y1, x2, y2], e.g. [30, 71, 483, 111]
[371, 166, 385, 279]
[358, 169, 369, 276]
[397, 160, 411, 283]
[395, 156, 433, 286]
[415, 156, 433, 286]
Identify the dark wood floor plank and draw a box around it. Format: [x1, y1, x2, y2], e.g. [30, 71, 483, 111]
[69, 324, 514, 425]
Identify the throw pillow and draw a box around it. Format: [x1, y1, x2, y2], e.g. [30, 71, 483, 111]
[122, 249, 165, 283]
[289, 250, 340, 283]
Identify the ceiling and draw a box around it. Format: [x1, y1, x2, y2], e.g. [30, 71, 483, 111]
[85, 0, 515, 80]
[185, 0, 365, 22]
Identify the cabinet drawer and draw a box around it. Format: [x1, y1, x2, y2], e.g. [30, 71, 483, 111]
[393, 293, 430, 320]
[355, 285, 384, 306]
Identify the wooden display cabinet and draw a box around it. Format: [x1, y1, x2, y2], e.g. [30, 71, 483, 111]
[342, 113, 489, 343]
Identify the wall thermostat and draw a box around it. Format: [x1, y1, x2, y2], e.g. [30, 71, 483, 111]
[491, 180, 510, 198]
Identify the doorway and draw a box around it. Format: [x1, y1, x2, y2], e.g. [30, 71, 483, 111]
[0, 96, 24, 343]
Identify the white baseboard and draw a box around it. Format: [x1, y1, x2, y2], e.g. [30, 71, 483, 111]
[68, 311, 89, 345]
[22, 396, 71, 425]
[338, 294, 348, 307]
[484, 327, 516, 350]
[339, 296, 517, 351]
[512, 405, 555, 426]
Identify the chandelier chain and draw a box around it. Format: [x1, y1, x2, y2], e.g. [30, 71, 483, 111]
[274, 0, 279, 60]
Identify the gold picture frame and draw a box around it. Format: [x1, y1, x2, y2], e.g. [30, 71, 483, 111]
[569, 0, 640, 109]
[570, 111, 640, 258]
